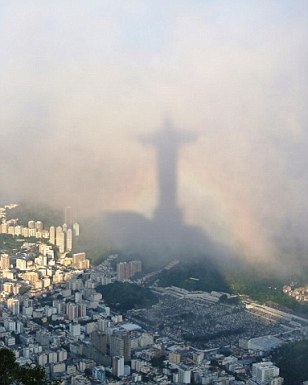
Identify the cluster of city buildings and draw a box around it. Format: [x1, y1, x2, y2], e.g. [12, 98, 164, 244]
[283, 284, 308, 303]
[0, 204, 80, 253]
[1, 250, 289, 385]
[1, 203, 308, 384]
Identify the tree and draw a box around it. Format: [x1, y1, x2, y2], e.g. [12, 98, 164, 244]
[0, 348, 18, 385]
[0, 348, 61, 385]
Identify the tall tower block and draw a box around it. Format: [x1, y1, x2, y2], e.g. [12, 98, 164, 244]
[64, 206, 73, 227]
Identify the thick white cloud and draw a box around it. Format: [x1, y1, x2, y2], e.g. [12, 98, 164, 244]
[0, 0, 307, 266]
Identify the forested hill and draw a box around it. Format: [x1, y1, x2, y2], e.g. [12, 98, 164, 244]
[156, 259, 229, 292]
[272, 340, 308, 385]
[155, 260, 308, 315]
[96, 282, 158, 312]
[7, 202, 62, 227]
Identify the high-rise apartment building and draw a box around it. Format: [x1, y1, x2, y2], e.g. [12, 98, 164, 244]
[130, 260, 142, 276]
[252, 362, 280, 384]
[22, 227, 29, 237]
[49, 226, 55, 244]
[16, 258, 27, 270]
[7, 298, 20, 315]
[1, 222, 8, 234]
[66, 228, 73, 251]
[178, 366, 191, 384]
[73, 222, 80, 237]
[64, 206, 73, 227]
[66, 303, 79, 321]
[56, 226, 65, 253]
[117, 260, 142, 281]
[69, 323, 81, 337]
[1, 253, 10, 269]
[35, 221, 43, 231]
[109, 332, 131, 362]
[92, 367, 106, 383]
[112, 356, 124, 377]
[14, 225, 23, 236]
[28, 220, 35, 229]
[91, 331, 107, 354]
[72, 252, 88, 268]
[8, 226, 15, 236]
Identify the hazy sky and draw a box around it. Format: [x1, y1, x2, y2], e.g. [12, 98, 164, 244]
[1, 0, 308, 266]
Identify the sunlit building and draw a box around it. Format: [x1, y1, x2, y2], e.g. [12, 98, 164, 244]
[56, 226, 65, 253]
[28, 220, 35, 229]
[29, 228, 36, 237]
[1, 222, 8, 234]
[72, 252, 90, 269]
[49, 226, 55, 244]
[8, 226, 15, 236]
[22, 227, 29, 237]
[35, 221, 43, 231]
[16, 258, 27, 270]
[73, 222, 80, 237]
[112, 356, 124, 377]
[64, 206, 73, 227]
[1, 253, 10, 269]
[7, 298, 20, 315]
[66, 228, 73, 251]
[14, 225, 23, 236]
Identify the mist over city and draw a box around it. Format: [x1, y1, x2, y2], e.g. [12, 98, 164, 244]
[1, 0, 308, 273]
[2, 2, 308, 385]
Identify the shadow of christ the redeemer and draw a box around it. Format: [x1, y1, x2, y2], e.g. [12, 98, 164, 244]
[102, 119, 221, 262]
[145, 119, 195, 227]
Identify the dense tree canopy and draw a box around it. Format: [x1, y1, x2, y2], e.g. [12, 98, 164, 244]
[272, 340, 308, 385]
[0, 348, 60, 385]
[96, 281, 158, 311]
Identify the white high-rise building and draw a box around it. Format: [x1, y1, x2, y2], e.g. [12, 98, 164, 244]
[22, 227, 29, 237]
[64, 206, 73, 227]
[28, 220, 35, 229]
[73, 222, 80, 237]
[178, 366, 191, 384]
[14, 225, 23, 236]
[16, 258, 27, 270]
[35, 221, 43, 231]
[38, 353, 48, 366]
[112, 356, 124, 377]
[67, 303, 79, 321]
[29, 228, 36, 237]
[1, 253, 10, 269]
[72, 252, 86, 267]
[58, 349, 67, 362]
[7, 298, 20, 315]
[1, 222, 8, 234]
[66, 228, 73, 251]
[49, 226, 55, 244]
[56, 226, 65, 253]
[48, 352, 58, 364]
[8, 226, 15, 236]
[252, 362, 280, 384]
[69, 323, 81, 337]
